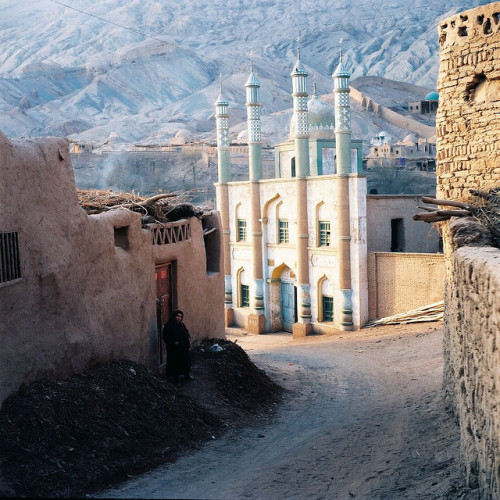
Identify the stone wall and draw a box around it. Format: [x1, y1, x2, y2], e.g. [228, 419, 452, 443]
[367, 252, 445, 320]
[436, 2, 500, 497]
[444, 247, 500, 497]
[436, 2, 500, 201]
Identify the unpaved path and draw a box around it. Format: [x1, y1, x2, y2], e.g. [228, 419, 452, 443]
[97, 322, 468, 499]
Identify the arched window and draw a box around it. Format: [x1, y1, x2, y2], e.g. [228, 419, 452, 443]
[235, 203, 247, 242]
[317, 275, 334, 322]
[236, 267, 250, 307]
[276, 201, 289, 244]
[316, 201, 331, 247]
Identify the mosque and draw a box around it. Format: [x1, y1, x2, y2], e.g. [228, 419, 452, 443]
[214, 49, 369, 336]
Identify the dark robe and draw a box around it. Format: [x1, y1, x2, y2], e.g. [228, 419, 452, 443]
[162, 315, 191, 377]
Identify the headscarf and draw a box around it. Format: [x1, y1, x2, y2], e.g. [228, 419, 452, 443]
[168, 309, 184, 324]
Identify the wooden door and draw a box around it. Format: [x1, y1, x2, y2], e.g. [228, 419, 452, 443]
[155, 264, 172, 365]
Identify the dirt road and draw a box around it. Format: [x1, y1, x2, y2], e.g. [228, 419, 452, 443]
[97, 322, 470, 499]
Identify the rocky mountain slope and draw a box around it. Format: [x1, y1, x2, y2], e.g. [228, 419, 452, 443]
[0, 0, 492, 144]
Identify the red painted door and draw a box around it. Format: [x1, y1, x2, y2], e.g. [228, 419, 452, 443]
[155, 264, 172, 365]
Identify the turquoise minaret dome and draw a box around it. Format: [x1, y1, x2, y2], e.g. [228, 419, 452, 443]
[245, 61, 262, 181]
[214, 76, 231, 183]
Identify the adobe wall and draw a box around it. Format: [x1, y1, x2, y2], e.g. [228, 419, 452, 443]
[444, 247, 500, 497]
[0, 132, 157, 404]
[367, 252, 445, 320]
[153, 214, 225, 342]
[0, 131, 225, 405]
[436, 2, 500, 496]
[367, 195, 441, 253]
[436, 2, 500, 201]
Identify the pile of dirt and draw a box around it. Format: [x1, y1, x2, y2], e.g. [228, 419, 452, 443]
[183, 338, 284, 420]
[0, 340, 283, 498]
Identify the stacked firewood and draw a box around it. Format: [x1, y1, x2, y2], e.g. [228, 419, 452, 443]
[77, 189, 205, 224]
[366, 301, 444, 327]
[413, 188, 500, 247]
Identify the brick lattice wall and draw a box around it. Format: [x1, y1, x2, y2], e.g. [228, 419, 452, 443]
[367, 252, 445, 320]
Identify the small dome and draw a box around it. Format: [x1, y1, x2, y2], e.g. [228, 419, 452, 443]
[236, 129, 248, 143]
[307, 94, 335, 139]
[401, 133, 418, 144]
[170, 129, 193, 145]
[289, 86, 335, 139]
[425, 91, 439, 101]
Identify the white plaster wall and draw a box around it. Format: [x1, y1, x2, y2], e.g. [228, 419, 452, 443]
[227, 182, 251, 242]
[367, 195, 440, 253]
[350, 176, 369, 328]
[307, 176, 339, 247]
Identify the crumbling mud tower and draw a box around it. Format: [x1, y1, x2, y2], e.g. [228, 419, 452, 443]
[436, 2, 500, 497]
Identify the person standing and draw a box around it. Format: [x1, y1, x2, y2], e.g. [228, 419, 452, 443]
[162, 309, 194, 383]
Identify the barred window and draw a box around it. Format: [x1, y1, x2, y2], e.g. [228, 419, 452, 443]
[241, 284, 250, 307]
[278, 219, 289, 244]
[237, 219, 247, 241]
[323, 296, 333, 322]
[319, 221, 331, 247]
[0, 232, 21, 283]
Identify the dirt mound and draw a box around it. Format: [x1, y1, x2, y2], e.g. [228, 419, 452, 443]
[183, 338, 284, 420]
[0, 340, 282, 498]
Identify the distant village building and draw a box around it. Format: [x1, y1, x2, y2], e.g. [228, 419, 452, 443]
[366, 133, 436, 171]
[70, 140, 93, 154]
[408, 91, 439, 115]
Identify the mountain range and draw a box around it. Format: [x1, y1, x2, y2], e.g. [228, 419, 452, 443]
[0, 0, 492, 146]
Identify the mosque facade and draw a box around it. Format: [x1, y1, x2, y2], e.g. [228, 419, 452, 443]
[215, 52, 368, 336]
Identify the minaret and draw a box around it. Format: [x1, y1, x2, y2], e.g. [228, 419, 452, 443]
[291, 39, 312, 338]
[246, 59, 263, 181]
[245, 60, 265, 334]
[214, 76, 233, 326]
[290, 40, 310, 177]
[333, 42, 354, 330]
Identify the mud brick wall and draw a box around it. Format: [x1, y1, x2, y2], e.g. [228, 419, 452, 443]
[436, 2, 500, 201]
[436, 3, 500, 497]
[444, 247, 500, 498]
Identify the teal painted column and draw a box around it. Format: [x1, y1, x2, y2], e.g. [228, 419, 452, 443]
[215, 81, 231, 183]
[214, 79, 233, 326]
